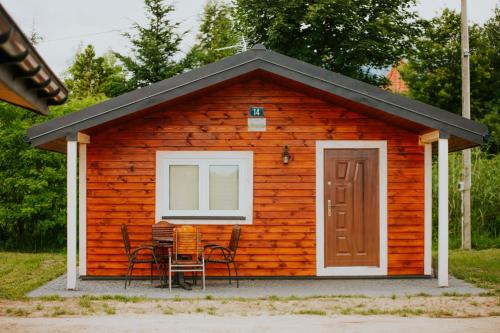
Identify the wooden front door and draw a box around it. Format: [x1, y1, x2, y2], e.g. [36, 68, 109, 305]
[324, 149, 379, 267]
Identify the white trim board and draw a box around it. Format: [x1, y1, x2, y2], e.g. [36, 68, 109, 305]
[78, 143, 87, 277]
[315, 140, 388, 276]
[155, 151, 253, 225]
[66, 140, 78, 289]
[424, 143, 433, 276]
[438, 138, 449, 287]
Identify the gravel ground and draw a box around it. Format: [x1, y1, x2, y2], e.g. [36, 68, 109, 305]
[28, 274, 484, 298]
[1, 315, 499, 333]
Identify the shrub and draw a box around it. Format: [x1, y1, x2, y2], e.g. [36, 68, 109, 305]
[0, 97, 104, 251]
[432, 149, 500, 249]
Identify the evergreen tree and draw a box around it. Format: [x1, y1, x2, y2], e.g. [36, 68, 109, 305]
[115, 0, 184, 89]
[185, 0, 239, 69]
[64, 44, 127, 98]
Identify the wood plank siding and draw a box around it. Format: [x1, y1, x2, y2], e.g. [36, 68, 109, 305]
[86, 77, 424, 277]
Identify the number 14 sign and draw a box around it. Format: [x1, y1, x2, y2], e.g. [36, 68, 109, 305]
[250, 106, 264, 117]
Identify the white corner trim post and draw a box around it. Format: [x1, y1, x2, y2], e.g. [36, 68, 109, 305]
[78, 143, 87, 277]
[66, 139, 78, 290]
[438, 138, 449, 287]
[424, 143, 432, 275]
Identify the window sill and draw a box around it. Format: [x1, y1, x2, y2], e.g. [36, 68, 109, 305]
[162, 216, 246, 220]
[161, 216, 248, 225]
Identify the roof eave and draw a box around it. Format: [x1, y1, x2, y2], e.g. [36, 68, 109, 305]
[25, 46, 488, 149]
[0, 4, 68, 114]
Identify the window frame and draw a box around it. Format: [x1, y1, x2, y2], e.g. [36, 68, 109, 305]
[155, 151, 253, 224]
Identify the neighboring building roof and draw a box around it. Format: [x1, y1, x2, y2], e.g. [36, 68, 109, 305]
[0, 4, 68, 114]
[25, 44, 488, 152]
[386, 62, 408, 94]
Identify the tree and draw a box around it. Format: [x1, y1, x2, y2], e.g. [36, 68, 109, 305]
[115, 0, 184, 89]
[64, 44, 128, 99]
[0, 97, 104, 251]
[401, 9, 499, 153]
[234, 0, 422, 85]
[475, 8, 499, 154]
[185, 0, 239, 69]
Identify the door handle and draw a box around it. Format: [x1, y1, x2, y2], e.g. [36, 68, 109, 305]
[327, 199, 332, 217]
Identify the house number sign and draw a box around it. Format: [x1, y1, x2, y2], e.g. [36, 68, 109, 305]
[250, 106, 264, 117]
[248, 106, 266, 131]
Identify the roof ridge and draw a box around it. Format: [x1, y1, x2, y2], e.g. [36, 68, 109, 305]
[26, 47, 488, 151]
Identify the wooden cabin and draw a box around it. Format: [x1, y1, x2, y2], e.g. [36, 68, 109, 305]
[26, 45, 488, 289]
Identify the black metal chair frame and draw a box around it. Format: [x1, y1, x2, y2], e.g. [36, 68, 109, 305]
[204, 225, 241, 287]
[121, 224, 162, 289]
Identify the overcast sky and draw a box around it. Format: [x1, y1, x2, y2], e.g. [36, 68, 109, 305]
[2, 0, 498, 76]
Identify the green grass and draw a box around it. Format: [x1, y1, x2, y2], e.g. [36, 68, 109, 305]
[80, 294, 144, 303]
[441, 292, 471, 297]
[449, 249, 500, 294]
[50, 306, 69, 317]
[0, 252, 66, 300]
[78, 297, 92, 308]
[102, 303, 116, 315]
[340, 306, 426, 317]
[5, 307, 31, 317]
[38, 294, 63, 301]
[206, 306, 217, 315]
[294, 309, 327, 316]
[163, 307, 175, 315]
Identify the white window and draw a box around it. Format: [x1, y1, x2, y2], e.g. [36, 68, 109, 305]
[156, 151, 253, 224]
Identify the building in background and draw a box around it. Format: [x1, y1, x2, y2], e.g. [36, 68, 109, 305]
[386, 62, 408, 94]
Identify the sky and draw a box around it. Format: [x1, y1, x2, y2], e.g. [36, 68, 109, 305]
[2, 0, 498, 76]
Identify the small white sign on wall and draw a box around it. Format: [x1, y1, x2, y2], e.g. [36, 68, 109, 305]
[248, 118, 266, 132]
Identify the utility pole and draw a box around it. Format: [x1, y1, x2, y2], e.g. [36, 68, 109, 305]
[461, 0, 472, 250]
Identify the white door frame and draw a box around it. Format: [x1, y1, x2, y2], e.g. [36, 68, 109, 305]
[315, 140, 388, 276]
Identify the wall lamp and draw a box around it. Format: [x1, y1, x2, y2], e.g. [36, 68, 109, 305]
[282, 145, 292, 164]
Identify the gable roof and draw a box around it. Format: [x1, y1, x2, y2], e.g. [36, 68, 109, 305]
[0, 4, 67, 114]
[25, 44, 488, 151]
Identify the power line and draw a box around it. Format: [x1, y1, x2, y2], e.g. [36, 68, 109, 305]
[38, 28, 131, 44]
[36, 8, 202, 45]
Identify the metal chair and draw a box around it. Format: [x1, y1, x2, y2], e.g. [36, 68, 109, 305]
[168, 226, 205, 291]
[120, 224, 161, 289]
[204, 225, 241, 287]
